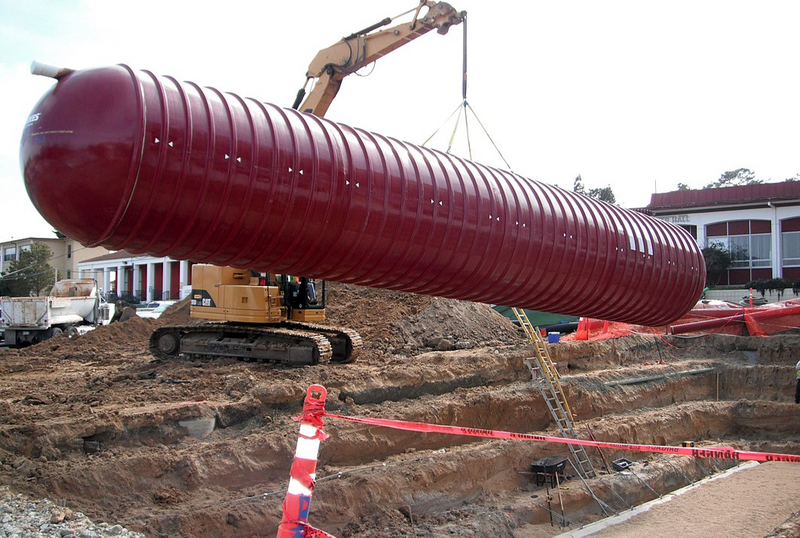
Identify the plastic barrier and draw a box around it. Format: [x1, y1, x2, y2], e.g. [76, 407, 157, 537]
[277, 385, 336, 538]
[320, 409, 800, 464]
[745, 300, 800, 336]
[567, 318, 632, 341]
[571, 299, 800, 340]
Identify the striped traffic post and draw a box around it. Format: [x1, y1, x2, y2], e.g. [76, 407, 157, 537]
[277, 384, 334, 538]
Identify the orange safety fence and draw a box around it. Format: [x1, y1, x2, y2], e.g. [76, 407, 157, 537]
[744, 300, 800, 336]
[565, 298, 800, 341]
[322, 409, 800, 463]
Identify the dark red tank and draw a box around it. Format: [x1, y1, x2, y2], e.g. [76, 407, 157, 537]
[20, 65, 705, 325]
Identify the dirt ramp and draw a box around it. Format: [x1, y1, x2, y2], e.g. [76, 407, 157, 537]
[325, 283, 523, 360]
[386, 298, 522, 353]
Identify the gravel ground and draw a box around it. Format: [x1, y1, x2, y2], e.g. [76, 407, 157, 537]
[0, 487, 144, 538]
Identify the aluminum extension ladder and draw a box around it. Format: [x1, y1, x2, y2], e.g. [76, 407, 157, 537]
[512, 307, 596, 479]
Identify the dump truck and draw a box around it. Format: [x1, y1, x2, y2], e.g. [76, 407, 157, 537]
[1, 279, 113, 347]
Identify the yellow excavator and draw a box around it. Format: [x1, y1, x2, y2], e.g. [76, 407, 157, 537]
[149, 2, 465, 366]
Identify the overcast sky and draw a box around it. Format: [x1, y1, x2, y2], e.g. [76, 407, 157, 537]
[2, 0, 799, 242]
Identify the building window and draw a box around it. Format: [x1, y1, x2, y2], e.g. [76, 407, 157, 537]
[67, 244, 72, 259]
[3, 247, 15, 262]
[706, 220, 772, 269]
[783, 232, 800, 267]
[782, 218, 800, 268]
[19, 245, 31, 254]
[678, 224, 697, 240]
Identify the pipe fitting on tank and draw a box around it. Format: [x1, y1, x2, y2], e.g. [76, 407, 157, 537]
[30, 60, 74, 80]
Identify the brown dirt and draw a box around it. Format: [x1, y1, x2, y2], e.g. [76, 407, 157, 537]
[0, 283, 798, 537]
[588, 461, 800, 538]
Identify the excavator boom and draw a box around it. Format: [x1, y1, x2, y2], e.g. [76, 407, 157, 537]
[296, 1, 464, 116]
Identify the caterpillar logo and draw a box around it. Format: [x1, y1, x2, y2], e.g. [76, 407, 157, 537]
[190, 289, 215, 308]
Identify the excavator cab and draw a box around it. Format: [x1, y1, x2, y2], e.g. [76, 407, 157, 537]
[188, 265, 326, 324]
[279, 274, 326, 323]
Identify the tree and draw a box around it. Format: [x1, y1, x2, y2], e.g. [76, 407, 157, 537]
[0, 275, 11, 296]
[573, 175, 586, 195]
[587, 186, 616, 204]
[573, 175, 617, 204]
[676, 183, 691, 191]
[1, 242, 55, 297]
[705, 168, 763, 188]
[702, 243, 732, 287]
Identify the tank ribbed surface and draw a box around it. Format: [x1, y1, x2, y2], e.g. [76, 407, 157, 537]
[20, 65, 705, 325]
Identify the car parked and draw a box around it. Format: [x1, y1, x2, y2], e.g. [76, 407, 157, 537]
[136, 301, 177, 319]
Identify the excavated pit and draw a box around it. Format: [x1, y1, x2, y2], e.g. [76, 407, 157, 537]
[0, 283, 798, 537]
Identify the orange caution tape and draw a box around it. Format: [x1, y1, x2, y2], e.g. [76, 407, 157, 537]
[323, 412, 800, 463]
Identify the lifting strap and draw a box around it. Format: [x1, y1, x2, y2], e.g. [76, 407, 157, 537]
[422, 12, 513, 170]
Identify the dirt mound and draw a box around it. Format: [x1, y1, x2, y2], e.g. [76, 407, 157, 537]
[154, 297, 192, 326]
[11, 315, 156, 361]
[10, 299, 192, 359]
[324, 282, 434, 343]
[325, 282, 523, 360]
[381, 298, 521, 353]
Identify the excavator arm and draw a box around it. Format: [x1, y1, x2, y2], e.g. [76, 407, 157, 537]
[294, 1, 464, 117]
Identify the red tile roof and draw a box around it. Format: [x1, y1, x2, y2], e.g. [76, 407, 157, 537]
[647, 180, 800, 210]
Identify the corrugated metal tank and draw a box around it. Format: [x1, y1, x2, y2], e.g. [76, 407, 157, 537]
[20, 65, 705, 325]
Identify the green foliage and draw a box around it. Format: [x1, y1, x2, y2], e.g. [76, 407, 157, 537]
[676, 183, 691, 191]
[0, 276, 11, 296]
[702, 243, 732, 287]
[587, 186, 616, 204]
[573, 175, 617, 204]
[705, 168, 764, 188]
[0, 242, 55, 297]
[746, 278, 800, 299]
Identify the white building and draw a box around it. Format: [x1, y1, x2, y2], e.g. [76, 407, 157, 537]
[78, 250, 193, 302]
[641, 180, 800, 285]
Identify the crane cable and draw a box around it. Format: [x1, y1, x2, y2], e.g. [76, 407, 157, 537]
[422, 12, 513, 171]
[447, 10, 469, 157]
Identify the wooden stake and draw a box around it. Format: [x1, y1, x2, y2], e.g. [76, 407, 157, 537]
[555, 471, 567, 528]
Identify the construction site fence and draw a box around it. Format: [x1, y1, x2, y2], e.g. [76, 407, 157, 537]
[566, 298, 800, 341]
[277, 384, 800, 537]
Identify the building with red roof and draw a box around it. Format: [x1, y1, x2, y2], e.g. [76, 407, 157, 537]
[640, 180, 800, 285]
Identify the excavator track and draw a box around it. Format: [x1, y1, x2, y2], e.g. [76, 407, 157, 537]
[149, 324, 333, 366]
[282, 322, 362, 363]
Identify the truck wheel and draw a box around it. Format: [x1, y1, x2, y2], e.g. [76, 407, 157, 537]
[51, 327, 63, 338]
[67, 327, 81, 339]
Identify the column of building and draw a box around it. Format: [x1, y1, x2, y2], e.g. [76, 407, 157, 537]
[163, 260, 172, 301]
[180, 260, 190, 296]
[146, 262, 155, 302]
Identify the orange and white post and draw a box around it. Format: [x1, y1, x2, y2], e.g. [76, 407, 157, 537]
[277, 384, 334, 538]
